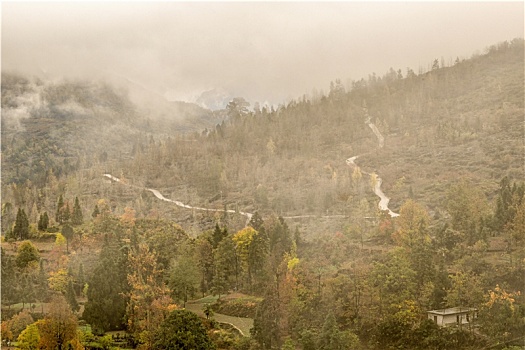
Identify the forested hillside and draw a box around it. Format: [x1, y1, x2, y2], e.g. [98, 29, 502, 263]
[111, 38, 524, 230]
[1, 39, 524, 350]
[1, 74, 218, 186]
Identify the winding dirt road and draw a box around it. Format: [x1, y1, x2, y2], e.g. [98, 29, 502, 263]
[345, 109, 399, 217]
[104, 110, 399, 222]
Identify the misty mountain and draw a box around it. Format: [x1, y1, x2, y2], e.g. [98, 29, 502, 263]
[107, 39, 524, 233]
[1, 39, 523, 235]
[1, 39, 524, 350]
[195, 88, 234, 111]
[0, 74, 221, 186]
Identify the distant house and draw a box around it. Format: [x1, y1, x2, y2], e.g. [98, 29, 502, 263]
[427, 307, 478, 327]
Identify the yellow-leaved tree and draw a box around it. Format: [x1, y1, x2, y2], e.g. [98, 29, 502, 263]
[233, 226, 268, 291]
[479, 285, 523, 341]
[126, 243, 174, 350]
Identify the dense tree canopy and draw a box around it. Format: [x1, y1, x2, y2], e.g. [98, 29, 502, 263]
[153, 310, 215, 350]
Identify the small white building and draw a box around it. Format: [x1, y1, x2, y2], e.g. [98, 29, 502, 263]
[427, 307, 478, 327]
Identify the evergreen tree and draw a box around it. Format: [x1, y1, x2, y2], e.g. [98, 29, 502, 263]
[76, 263, 85, 296]
[213, 235, 238, 294]
[168, 248, 200, 308]
[252, 285, 281, 349]
[65, 279, 79, 312]
[249, 211, 265, 232]
[38, 212, 49, 231]
[43, 212, 49, 230]
[153, 310, 215, 350]
[267, 217, 293, 270]
[92, 204, 100, 218]
[196, 238, 214, 295]
[212, 223, 228, 249]
[37, 260, 49, 307]
[62, 202, 71, 223]
[61, 224, 74, 254]
[317, 312, 359, 350]
[1, 247, 18, 306]
[14, 208, 30, 240]
[493, 177, 524, 233]
[83, 235, 129, 334]
[56, 195, 64, 223]
[15, 241, 40, 269]
[72, 197, 83, 225]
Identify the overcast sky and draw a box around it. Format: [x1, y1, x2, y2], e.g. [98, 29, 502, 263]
[2, 2, 524, 105]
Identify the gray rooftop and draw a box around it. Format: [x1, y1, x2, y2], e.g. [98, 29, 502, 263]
[427, 307, 477, 315]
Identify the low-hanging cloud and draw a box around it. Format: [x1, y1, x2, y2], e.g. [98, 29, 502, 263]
[2, 2, 523, 106]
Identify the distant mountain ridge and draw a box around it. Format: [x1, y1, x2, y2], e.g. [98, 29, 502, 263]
[108, 38, 524, 230]
[195, 88, 234, 111]
[0, 73, 221, 186]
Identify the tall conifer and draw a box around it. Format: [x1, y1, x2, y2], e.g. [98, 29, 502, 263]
[72, 197, 83, 225]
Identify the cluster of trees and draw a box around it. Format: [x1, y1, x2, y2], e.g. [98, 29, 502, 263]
[77, 185, 523, 349]
[81, 208, 296, 347]
[3, 296, 83, 350]
[1, 38, 524, 350]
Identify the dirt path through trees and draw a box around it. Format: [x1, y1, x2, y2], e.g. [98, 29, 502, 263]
[104, 110, 399, 220]
[346, 109, 399, 217]
[184, 301, 254, 337]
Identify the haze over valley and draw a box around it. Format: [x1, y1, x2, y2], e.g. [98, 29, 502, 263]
[1, 3, 524, 350]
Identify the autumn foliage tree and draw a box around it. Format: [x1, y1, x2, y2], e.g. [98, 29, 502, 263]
[233, 226, 268, 291]
[17, 322, 40, 350]
[36, 295, 79, 350]
[15, 241, 40, 269]
[478, 285, 523, 341]
[126, 243, 173, 349]
[392, 199, 430, 249]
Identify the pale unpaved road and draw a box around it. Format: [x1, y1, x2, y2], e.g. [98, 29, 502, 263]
[104, 114, 399, 220]
[185, 301, 253, 337]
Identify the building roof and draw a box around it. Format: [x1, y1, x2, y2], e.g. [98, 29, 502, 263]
[427, 307, 477, 315]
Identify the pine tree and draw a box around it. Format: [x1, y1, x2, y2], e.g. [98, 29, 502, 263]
[14, 208, 30, 240]
[15, 241, 40, 269]
[92, 204, 100, 218]
[38, 213, 43, 231]
[65, 280, 79, 312]
[1, 248, 18, 306]
[43, 212, 49, 230]
[252, 285, 281, 349]
[84, 235, 129, 334]
[72, 197, 83, 225]
[249, 211, 265, 231]
[56, 195, 64, 223]
[317, 312, 359, 350]
[213, 234, 238, 293]
[76, 263, 85, 296]
[61, 224, 74, 254]
[38, 212, 50, 231]
[212, 223, 228, 248]
[62, 202, 71, 223]
[37, 260, 49, 308]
